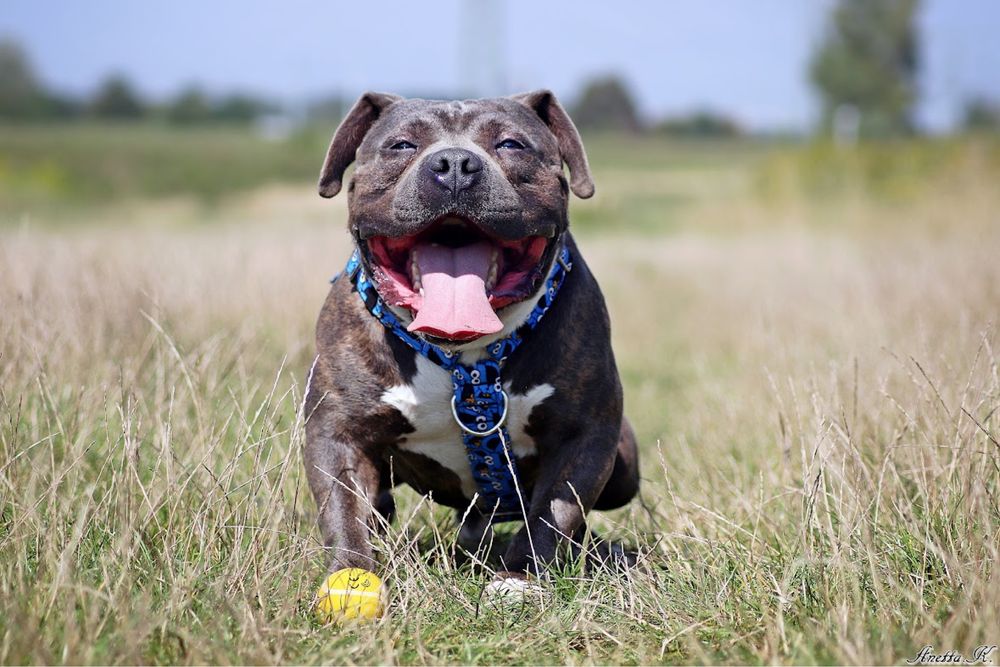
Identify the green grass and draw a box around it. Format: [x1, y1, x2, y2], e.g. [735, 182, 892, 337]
[1, 128, 999, 664]
[0, 124, 773, 227]
[0, 123, 330, 215]
[754, 135, 1000, 204]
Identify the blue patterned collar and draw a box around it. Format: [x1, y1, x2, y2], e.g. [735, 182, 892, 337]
[339, 239, 573, 521]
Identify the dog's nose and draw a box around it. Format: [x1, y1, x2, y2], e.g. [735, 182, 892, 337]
[424, 148, 483, 197]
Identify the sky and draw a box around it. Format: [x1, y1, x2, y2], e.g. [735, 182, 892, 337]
[2, 0, 999, 132]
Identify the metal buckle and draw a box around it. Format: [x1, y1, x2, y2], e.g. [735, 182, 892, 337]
[558, 252, 572, 273]
[450, 390, 509, 436]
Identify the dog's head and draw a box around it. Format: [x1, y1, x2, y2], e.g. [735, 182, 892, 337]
[318, 90, 593, 345]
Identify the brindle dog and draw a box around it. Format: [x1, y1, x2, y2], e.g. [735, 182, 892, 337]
[304, 90, 638, 590]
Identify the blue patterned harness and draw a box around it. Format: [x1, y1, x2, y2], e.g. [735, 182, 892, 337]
[339, 241, 573, 522]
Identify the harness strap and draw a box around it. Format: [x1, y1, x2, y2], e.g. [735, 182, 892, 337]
[341, 240, 573, 522]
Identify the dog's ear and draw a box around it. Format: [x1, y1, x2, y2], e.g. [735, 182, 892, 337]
[511, 89, 594, 199]
[318, 91, 401, 198]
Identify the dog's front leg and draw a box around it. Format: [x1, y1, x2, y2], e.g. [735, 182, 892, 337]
[304, 419, 382, 572]
[499, 425, 620, 577]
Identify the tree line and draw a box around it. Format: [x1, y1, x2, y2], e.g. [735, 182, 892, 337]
[2, 0, 998, 136]
[0, 40, 277, 125]
[0, 37, 739, 135]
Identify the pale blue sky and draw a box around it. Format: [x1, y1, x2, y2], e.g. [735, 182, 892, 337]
[2, 1, 998, 132]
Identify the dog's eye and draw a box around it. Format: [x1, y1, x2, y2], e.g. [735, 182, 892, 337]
[389, 140, 417, 150]
[496, 138, 525, 150]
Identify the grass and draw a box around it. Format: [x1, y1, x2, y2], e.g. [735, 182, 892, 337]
[0, 123, 326, 215]
[1, 129, 999, 664]
[0, 123, 771, 227]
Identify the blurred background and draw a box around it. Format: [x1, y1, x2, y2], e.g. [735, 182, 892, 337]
[2, 0, 999, 216]
[2, 3, 1000, 663]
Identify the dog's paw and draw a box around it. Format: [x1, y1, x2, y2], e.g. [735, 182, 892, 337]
[590, 539, 639, 571]
[482, 572, 547, 604]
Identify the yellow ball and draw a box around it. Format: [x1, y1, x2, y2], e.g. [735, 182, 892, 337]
[314, 568, 385, 622]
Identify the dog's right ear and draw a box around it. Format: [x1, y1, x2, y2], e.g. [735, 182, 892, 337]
[318, 92, 401, 198]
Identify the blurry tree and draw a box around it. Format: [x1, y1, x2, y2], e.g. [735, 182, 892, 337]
[571, 75, 642, 132]
[962, 98, 1000, 133]
[657, 111, 742, 138]
[45, 93, 83, 119]
[90, 75, 145, 120]
[166, 86, 212, 124]
[0, 39, 57, 120]
[213, 93, 275, 123]
[166, 89, 275, 125]
[811, 0, 919, 138]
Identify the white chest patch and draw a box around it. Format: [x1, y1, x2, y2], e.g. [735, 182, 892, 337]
[381, 355, 554, 498]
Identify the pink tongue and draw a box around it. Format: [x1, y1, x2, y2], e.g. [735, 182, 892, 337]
[407, 241, 503, 340]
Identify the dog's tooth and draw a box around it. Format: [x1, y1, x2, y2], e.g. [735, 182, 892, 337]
[410, 250, 422, 289]
[486, 247, 498, 290]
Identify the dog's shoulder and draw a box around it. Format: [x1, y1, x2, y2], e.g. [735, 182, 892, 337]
[306, 277, 415, 440]
[501, 236, 624, 439]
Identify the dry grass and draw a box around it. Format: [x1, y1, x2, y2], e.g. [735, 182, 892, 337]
[1, 155, 999, 664]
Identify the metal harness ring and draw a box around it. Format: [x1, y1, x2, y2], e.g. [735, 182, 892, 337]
[450, 390, 509, 437]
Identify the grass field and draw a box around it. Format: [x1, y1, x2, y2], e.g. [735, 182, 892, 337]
[1, 127, 999, 664]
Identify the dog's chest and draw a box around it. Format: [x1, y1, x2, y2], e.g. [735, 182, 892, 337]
[381, 355, 553, 498]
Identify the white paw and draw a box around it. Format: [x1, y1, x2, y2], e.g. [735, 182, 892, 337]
[483, 576, 546, 602]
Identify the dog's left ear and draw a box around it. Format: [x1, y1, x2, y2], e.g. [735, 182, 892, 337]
[511, 89, 594, 199]
[318, 91, 401, 198]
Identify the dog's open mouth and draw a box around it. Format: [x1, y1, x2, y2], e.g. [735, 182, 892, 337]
[363, 217, 552, 342]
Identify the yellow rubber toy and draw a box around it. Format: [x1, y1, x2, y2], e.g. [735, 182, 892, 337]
[314, 568, 385, 622]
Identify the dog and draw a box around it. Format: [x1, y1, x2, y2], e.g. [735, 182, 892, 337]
[304, 90, 639, 593]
